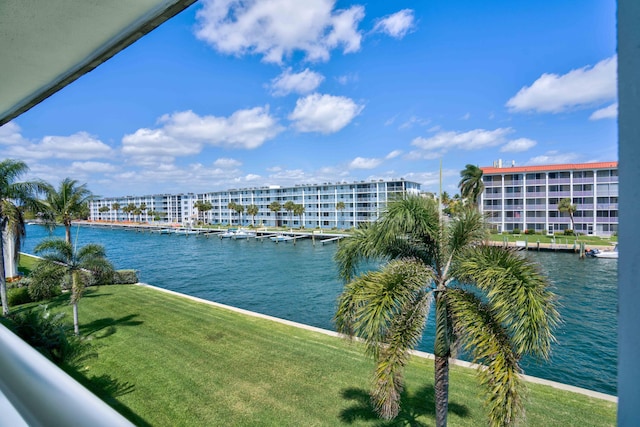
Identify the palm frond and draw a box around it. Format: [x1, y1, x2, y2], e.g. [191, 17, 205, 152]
[446, 206, 487, 254]
[453, 246, 560, 359]
[447, 288, 524, 427]
[334, 258, 434, 356]
[371, 289, 433, 419]
[34, 238, 73, 264]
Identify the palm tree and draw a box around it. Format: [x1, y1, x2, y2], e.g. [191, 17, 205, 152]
[233, 203, 245, 227]
[458, 164, 485, 206]
[98, 205, 110, 218]
[558, 198, 577, 235]
[268, 201, 281, 227]
[334, 195, 558, 427]
[194, 200, 213, 224]
[34, 238, 113, 335]
[0, 159, 46, 315]
[42, 178, 93, 245]
[246, 204, 259, 226]
[284, 201, 296, 228]
[139, 203, 147, 222]
[336, 201, 346, 228]
[293, 204, 305, 228]
[123, 203, 135, 222]
[112, 202, 121, 222]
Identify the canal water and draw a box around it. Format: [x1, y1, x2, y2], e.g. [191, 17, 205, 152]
[21, 224, 618, 395]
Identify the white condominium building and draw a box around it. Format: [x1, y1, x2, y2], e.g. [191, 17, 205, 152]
[480, 161, 618, 236]
[89, 179, 421, 230]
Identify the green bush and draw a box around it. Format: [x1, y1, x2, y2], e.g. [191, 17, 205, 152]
[564, 229, 575, 236]
[524, 229, 536, 235]
[113, 270, 138, 284]
[8, 287, 33, 306]
[7, 305, 93, 366]
[512, 228, 521, 234]
[27, 276, 62, 302]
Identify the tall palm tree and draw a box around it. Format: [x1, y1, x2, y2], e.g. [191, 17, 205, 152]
[284, 201, 296, 227]
[234, 203, 245, 227]
[246, 204, 259, 226]
[458, 164, 485, 206]
[268, 201, 281, 227]
[0, 159, 46, 315]
[334, 195, 558, 427]
[34, 238, 113, 335]
[112, 202, 121, 222]
[42, 178, 93, 245]
[293, 204, 305, 228]
[558, 198, 577, 235]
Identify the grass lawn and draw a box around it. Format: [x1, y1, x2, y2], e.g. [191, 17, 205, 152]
[8, 283, 616, 427]
[488, 233, 617, 246]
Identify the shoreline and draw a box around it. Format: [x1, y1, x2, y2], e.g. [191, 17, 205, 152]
[137, 282, 618, 403]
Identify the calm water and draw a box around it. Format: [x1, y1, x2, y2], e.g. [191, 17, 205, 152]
[22, 224, 618, 395]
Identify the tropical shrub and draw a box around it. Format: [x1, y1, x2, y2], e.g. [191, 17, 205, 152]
[28, 262, 65, 301]
[512, 228, 521, 234]
[113, 270, 138, 284]
[564, 229, 574, 236]
[8, 305, 93, 366]
[7, 287, 32, 306]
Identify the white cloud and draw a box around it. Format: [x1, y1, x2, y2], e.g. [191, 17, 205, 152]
[245, 173, 261, 181]
[288, 93, 364, 133]
[4, 131, 113, 160]
[372, 9, 415, 39]
[122, 108, 283, 163]
[214, 158, 242, 168]
[71, 161, 117, 173]
[335, 73, 358, 85]
[399, 116, 430, 130]
[270, 68, 324, 96]
[506, 56, 617, 113]
[411, 127, 513, 158]
[0, 121, 28, 145]
[500, 138, 537, 153]
[589, 103, 618, 120]
[349, 157, 382, 169]
[527, 151, 579, 165]
[195, 0, 364, 64]
[386, 150, 402, 159]
[460, 112, 470, 120]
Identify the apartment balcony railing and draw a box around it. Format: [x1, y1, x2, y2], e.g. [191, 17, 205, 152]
[573, 177, 594, 184]
[548, 178, 571, 184]
[484, 193, 502, 199]
[0, 324, 132, 426]
[573, 191, 594, 197]
[524, 178, 546, 185]
[597, 203, 619, 210]
[525, 191, 546, 197]
[548, 191, 571, 197]
[482, 205, 502, 211]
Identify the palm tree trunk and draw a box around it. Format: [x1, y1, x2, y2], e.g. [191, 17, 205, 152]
[72, 302, 79, 335]
[434, 290, 450, 427]
[435, 355, 449, 427]
[0, 227, 8, 316]
[72, 271, 79, 335]
[65, 223, 72, 244]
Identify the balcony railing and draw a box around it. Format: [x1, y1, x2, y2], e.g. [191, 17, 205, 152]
[0, 324, 132, 426]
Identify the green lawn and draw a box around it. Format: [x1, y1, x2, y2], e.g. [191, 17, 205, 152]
[8, 283, 615, 427]
[488, 233, 617, 246]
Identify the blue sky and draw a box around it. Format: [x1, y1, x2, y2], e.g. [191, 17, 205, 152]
[0, 0, 617, 197]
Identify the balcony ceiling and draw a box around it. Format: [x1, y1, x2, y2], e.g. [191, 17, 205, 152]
[0, 0, 196, 126]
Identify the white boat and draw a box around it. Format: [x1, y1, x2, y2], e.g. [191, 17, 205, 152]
[219, 230, 236, 238]
[173, 228, 199, 235]
[270, 234, 294, 243]
[232, 229, 256, 239]
[593, 244, 618, 259]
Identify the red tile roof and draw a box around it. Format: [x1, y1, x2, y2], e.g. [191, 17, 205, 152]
[481, 161, 618, 174]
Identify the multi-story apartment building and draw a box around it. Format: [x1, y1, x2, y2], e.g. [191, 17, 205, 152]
[89, 179, 421, 230]
[480, 161, 618, 236]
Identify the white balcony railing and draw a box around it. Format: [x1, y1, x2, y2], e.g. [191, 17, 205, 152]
[0, 324, 133, 426]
